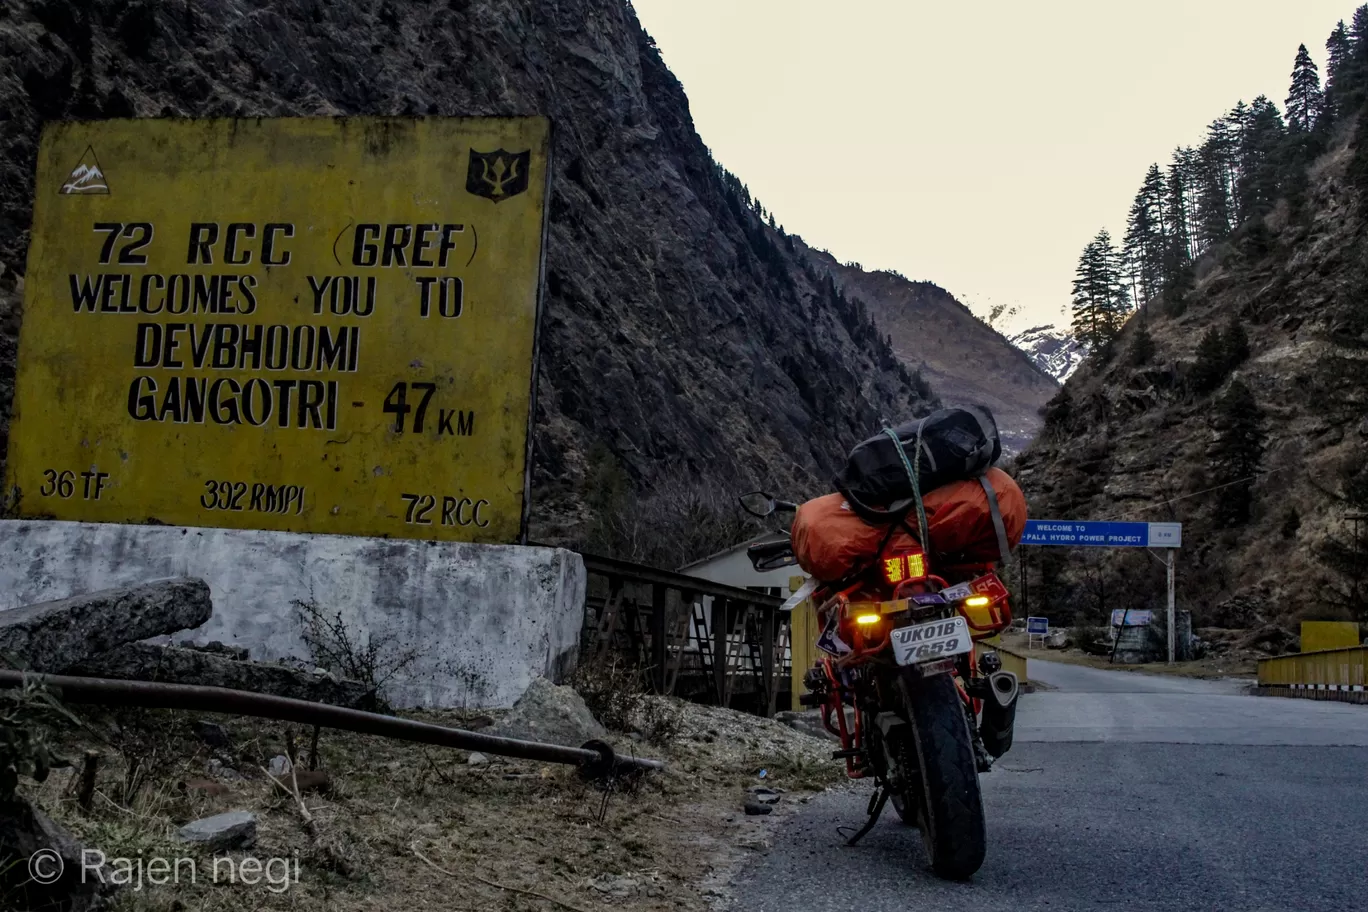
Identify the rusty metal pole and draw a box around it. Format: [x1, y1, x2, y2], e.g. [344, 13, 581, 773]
[0, 670, 664, 776]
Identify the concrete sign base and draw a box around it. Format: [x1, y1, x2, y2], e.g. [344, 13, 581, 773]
[0, 520, 585, 709]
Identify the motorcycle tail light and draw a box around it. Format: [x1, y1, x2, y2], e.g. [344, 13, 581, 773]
[881, 551, 927, 586]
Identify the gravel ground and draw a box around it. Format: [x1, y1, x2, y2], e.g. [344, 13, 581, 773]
[21, 695, 842, 911]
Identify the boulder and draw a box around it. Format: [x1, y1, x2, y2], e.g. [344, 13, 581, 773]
[0, 796, 118, 910]
[0, 578, 212, 673]
[176, 811, 257, 852]
[68, 644, 374, 708]
[487, 677, 607, 747]
[194, 720, 231, 749]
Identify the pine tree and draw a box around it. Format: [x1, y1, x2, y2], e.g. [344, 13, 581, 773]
[1315, 467, 1368, 617]
[1123, 182, 1158, 309]
[1163, 149, 1194, 282]
[1071, 230, 1126, 347]
[1194, 119, 1236, 250]
[1191, 326, 1229, 393]
[1343, 5, 1368, 112]
[1234, 96, 1286, 223]
[1207, 380, 1264, 525]
[1326, 21, 1351, 119]
[1129, 324, 1156, 366]
[1286, 44, 1324, 133]
[1222, 316, 1250, 367]
[1043, 385, 1073, 434]
[1122, 166, 1170, 309]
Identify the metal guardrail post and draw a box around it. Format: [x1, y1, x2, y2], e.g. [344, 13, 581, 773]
[761, 602, 777, 717]
[712, 597, 728, 706]
[649, 583, 667, 694]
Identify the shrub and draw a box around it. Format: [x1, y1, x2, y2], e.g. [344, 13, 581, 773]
[293, 599, 423, 705]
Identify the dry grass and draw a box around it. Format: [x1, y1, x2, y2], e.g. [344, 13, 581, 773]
[20, 697, 841, 911]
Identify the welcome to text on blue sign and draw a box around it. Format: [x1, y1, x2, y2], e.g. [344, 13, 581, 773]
[1020, 520, 1182, 548]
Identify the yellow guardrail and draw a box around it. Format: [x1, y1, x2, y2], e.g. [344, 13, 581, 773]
[993, 643, 1029, 683]
[1258, 646, 1368, 689]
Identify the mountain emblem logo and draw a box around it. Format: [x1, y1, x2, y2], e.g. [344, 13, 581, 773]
[59, 146, 110, 195]
[465, 149, 530, 202]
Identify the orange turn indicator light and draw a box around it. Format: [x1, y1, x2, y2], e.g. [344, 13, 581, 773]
[965, 595, 991, 608]
[855, 613, 882, 626]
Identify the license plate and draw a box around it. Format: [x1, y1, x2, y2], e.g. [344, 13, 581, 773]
[892, 616, 971, 666]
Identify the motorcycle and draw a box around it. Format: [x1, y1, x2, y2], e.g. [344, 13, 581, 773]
[740, 491, 1019, 880]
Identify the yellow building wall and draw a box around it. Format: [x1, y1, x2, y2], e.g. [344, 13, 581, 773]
[788, 576, 817, 709]
[1300, 621, 1361, 654]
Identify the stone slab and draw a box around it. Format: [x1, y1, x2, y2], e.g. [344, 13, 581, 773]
[69, 643, 374, 708]
[0, 577, 210, 673]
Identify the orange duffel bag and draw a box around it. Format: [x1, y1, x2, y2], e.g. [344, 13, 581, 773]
[792, 467, 1027, 582]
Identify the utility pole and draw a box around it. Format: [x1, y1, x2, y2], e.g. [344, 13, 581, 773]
[1166, 550, 1176, 665]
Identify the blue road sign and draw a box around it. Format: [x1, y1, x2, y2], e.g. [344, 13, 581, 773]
[1021, 520, 1182, 548]
[1111, 609, 1154, 627]
[1026, 617, 1048, 635]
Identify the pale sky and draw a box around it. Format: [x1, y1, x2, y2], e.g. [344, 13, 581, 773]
[632, 0, 1353, 333]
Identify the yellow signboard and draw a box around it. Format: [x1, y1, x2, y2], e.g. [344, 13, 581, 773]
[6, 117, 551, 543]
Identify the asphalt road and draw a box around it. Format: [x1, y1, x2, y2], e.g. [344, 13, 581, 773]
[730, 660, 1368, 912]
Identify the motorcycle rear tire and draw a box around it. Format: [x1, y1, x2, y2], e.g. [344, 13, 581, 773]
[901, 671, 987, 880]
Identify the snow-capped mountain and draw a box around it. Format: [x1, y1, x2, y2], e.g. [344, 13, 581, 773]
[1008, 325, 1087, 383]
[62, 164, 107, 194]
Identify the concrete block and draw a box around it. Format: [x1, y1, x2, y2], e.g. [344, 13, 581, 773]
[0, 578, 211, 673]
[0, 521, 586, 708]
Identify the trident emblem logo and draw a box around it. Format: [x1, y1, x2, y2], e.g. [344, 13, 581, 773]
[465, 149, 531, 202]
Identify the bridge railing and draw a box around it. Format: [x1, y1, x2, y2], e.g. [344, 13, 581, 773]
[575, 551, 790, 717]
[1258, 646, 1368, 702]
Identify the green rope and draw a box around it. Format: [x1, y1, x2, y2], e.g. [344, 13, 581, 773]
[883, 424, 930, 551]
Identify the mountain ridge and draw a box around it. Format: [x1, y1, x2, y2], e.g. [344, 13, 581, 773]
[798, 244, 1059, 452]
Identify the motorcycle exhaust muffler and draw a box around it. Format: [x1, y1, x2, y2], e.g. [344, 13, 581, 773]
[979, 670, 1019, 759]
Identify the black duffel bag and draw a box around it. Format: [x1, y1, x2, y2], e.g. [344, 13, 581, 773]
[833, 406, 1002, 523]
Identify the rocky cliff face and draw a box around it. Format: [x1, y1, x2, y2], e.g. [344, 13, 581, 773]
[1008, 325, 1087, 384]
[801, 246, 1058, 453]
[0, 0, 935, 557]
[1015, 135, 1368, 628]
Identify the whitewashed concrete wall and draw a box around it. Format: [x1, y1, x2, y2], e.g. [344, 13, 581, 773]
[0, 520, 586, 709]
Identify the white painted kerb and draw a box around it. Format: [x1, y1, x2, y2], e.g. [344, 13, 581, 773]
[0, 520, 586, 709]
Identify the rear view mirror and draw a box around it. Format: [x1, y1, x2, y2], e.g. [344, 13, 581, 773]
[755, 552, 798, 571]
[739, 491, 777, 518]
